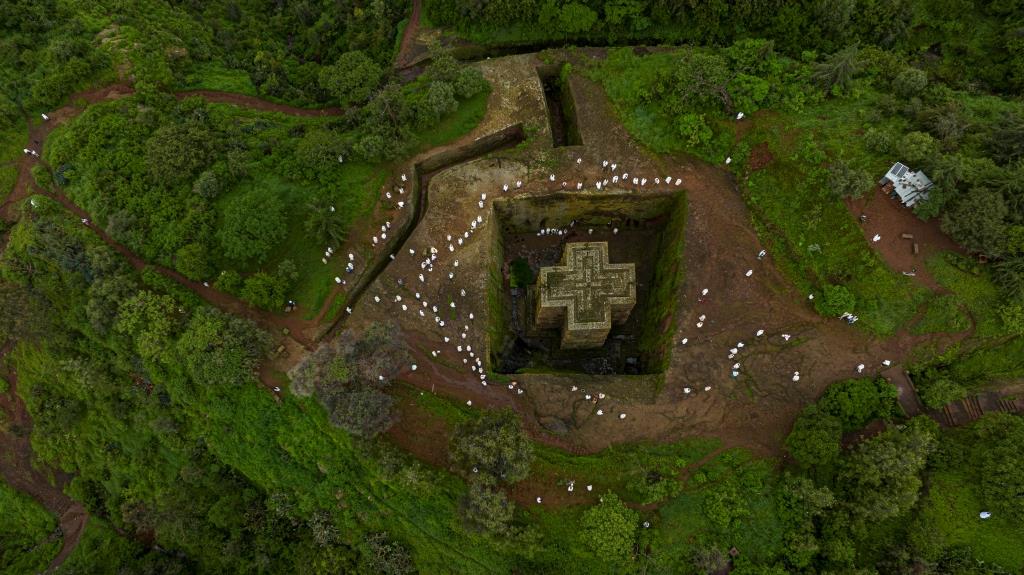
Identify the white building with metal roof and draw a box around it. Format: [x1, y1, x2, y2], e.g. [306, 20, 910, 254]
[879, 162, 933, 207]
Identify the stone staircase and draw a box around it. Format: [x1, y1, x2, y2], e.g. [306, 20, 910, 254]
[938, 391, 1022, 427]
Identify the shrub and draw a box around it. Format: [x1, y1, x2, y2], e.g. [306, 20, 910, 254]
[814, 283, 856, 317]
[319, 50, 383, 107]
[827, 160, 869, 199]
[580, 493, 638, 562]
[450, 409, 533, 484]
[677, 113, 713, 147]
[361, 533, 415, 575]
[917, 377, 967, 409]
[453, 67, 489, 99]
[785, 405, 842, 467]
[891, 67, 928, 98]
[817, 377, 899, 431]
[459, 479, 515, 535]
[217, 187, 286, 264]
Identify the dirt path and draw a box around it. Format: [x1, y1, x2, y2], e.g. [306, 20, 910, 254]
[174, 90, 343, 116]
[0, 347, 88, 572]
[395, 0, 424, 69]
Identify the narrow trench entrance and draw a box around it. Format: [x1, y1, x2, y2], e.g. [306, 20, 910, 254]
[537, 64, 582, 148]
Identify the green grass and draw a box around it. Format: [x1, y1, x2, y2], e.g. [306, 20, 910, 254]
[0, 166, 15, 203]
[413, 89, 490, 151]
[745, 154, 925, 336]
[531, 438, 722, 505]
[183, 61, 258, 96]
[509, 258, 533, 288]
[0, 123, 25, 202]
[911, 294, 971, 335]
[586, 49, 925, 336]
[916, 471, 1024, 570]
[926, 252, 1005, 338]
[652, 459, 783, 568]
[0, 482, 60, 575]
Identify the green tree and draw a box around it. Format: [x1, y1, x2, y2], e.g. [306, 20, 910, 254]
[176, 308, 268, 387]
[941, 187, 1009, 257]
[837, 419, 937, 527]
[304, 199, 348, 248]
[891, 66, 928, 98]
[115, 290, 182, 362]
[174, 242, 210, 281]
[361, 533, 415, 575]
[450, 410, 534, 484]
[145, 120, 213, 187]
[676, 113, 713, 146]
[817, 377, 899, 431]
[917, 377, 967, 409]
[785, 405, 842, 468]
[453, 67, 489, 99]
[827, 160, 870, 199]
[673, 50, 732, 112]
[217, 188, 286, 263]
[972, 414, 1024, 519]
[899, 131, 940, 169]
[295, 129, 348, 182]
[419, 80, 458, 126]
[319, 50, 383, 107]
[812, 45, 861, 95]
[581, 493, 638, 562]
[777, 474, 835, 568]
[998, 302, 1024, 335]
[192, 169, 222, 199]
[240, 271, 287, 310]
[559, 2, 598, 36]
[459, 480, 515, 535]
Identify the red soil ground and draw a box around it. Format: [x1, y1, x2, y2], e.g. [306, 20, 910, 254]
[846, 187, 965, 291]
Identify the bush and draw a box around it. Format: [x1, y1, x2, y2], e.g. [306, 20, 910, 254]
[453, 67, 489, 99]
[814, 283, 856, 317]
[217, 187, 286, 263]
[319, 50, 383, 107]
[817, 377, 899, 431]
[892, 67, 928, 98]
[450, 409, 534, 485]
[580, 493, 638, 562]
[677, 113, 713, 147]
[827, 161, 869, 199]
[192, 170, 222, 199]
[917, 377, 967, 409]
[785, 405, 842, 467]
[361, 533, 415, 575]
[459, 479, 515, 535]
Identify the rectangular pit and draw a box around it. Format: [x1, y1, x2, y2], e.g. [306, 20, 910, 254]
[488, 191, 686, 376]
[537, 63, 582, 148]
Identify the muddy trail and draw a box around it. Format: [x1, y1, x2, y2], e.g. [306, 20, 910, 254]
[0, 345, 88, 571]
[395, 0, 424, 70]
